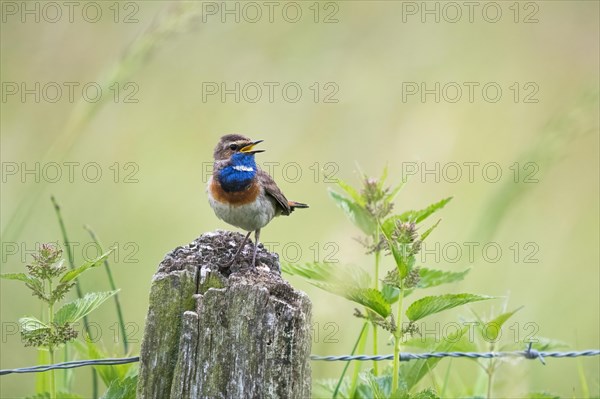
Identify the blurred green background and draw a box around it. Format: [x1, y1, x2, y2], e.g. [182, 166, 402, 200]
[1, 1, 598, 398]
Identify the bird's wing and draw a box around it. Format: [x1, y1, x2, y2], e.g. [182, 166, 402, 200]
[257, 169, 292, 215]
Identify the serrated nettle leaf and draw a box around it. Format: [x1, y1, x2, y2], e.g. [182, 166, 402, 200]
[416, 268, 470, 290]
[335, 178, 365, 206]
[281, 262, 335, 282]
[406, 294, 495, 322]
[54, 290, 119, 324]
[282, 262, 371, 289]
[480, 306, 524, 341]
[60, 249, 115, 283]
[19, 316, 49, 332]
[100, 376, 138, 399]
[328, 189, 376, 235]
[344, 288, 391, 318]
[419, 219, 441, 242]
[396, 197, 453, 224]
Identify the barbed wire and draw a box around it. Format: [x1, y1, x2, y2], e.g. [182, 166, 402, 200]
[0, 357, 140, 376]
[310, 347, 600, 366]
[1, 346, 598, 376]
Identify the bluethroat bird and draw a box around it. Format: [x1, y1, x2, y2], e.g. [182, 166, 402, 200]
[208, 134, 309, 268]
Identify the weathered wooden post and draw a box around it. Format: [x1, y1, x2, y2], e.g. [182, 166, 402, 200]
[136, 230, 312, 398]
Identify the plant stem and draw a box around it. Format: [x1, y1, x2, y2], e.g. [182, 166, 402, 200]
[333, 322, 368, 398]
[373, 233, 381, 376]
[85, 225, 129, 354]
[48, 280, 56, 399]
[349, 322, 370, 397]
[49, 347, 56, 399]
[372, 230, 381, 375]
[486, 342, 496, 399]
[391, 283, 404, 393]
[51, 196, 98, 396]
[486, 364, 493, 399]
[372, 324, 379, 376]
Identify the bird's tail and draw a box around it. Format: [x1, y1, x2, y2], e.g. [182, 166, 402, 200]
[288, 201, 309, 211]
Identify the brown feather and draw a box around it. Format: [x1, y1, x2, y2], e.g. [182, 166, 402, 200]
[256, 170, 310, 215]
[257, 169, 291, 215]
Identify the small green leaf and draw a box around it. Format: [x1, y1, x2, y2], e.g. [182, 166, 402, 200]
[378, 164, 389, 189]
[363, 373, 389, 399]
[481, 306, 523, 341]
[501, 337, 569, 352]
[20, 316, 49, 332]
[345, 288, 391, 318]
[54, 291, 118, 324]
[383, 164, 407, 205]
[26, 393, 84, 399]
[335, 178, 365, 206]
[380, 226, 410, 278]
[420, 220, 441, 242]
[526, 393, 560, 399]
[530, 337, 570, 351]
[20, 316, 51, 344]
[60, 249, 114, 283]
[1, 273, 34, 283]
[412, 388, 440, 399]
[72, 340, 135, 387]
[381, 284, 400, 304]
[406, 293, 494, 322]
[387, 197, 453, 226]
[328, 189, 376, 235]
[416, 268, 470, 290]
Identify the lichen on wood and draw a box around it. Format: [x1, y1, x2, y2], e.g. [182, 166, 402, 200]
[137, 230, 312, 399]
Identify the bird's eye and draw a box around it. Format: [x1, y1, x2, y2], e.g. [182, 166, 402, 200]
[229, 144, 238, 151]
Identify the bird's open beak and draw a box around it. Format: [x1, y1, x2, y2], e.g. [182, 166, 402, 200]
[240, 140, 265, 154]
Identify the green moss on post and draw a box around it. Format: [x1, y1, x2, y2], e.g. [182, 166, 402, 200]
[137, 231, 312, 399]
[136, 268, 197, 397]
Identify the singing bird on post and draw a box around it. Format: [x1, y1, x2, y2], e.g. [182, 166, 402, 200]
[207, 134, 309, 268]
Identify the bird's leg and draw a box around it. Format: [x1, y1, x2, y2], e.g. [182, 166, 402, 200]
[251, 228, 261, 268]
[226, 231, 252, 268]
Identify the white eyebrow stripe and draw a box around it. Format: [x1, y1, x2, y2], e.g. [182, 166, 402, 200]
[232, 165, 254, 172]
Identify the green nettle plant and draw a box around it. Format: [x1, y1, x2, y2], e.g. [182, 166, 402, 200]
[1, 244, 117, 399]
[283, 168, 497, 398]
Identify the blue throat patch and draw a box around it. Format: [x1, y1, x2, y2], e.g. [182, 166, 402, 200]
[217, 152, 257, 192]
